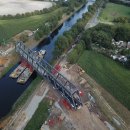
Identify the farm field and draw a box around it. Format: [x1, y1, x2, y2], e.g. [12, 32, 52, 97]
[0, 7, 64, 43]
[99, 2, 130, 22]
[78, 51, 130, 110]
[0, 0, 52, 15]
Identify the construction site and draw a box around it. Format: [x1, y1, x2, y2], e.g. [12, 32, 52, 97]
[3, 59, 120, 130]
[1, 42, 129, 130]
[40, 61, 128, 130]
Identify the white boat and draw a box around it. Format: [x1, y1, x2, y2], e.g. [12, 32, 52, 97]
[39, 50, 46, 55]
[38, 50, 46, 58]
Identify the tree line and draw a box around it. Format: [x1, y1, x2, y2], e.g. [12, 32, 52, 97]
[34, 10, 63, 40]
[0, 0, 87, 20]
[0, 5, 59, 20]
[113, 17, 130, 23]
[109, 0, 130, 7]
[53, 0, 107, 61]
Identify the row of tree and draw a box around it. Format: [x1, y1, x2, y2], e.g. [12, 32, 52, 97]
[109, 0, 130, 7]
[1, 0, 85, 20]
[0, 5, 59, 20]
[34, 0, 89, 41]
[113, 17, 130, 23]
[53, 0, 106, 60]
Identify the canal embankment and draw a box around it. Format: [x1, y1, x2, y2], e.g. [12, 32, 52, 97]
[0, 0, 95, 125]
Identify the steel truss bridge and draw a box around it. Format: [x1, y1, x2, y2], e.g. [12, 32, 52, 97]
[15, 42, 83, 109]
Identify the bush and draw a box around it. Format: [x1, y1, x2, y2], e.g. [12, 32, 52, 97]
[0, 5, 59, 20]
[19, 34, 28, 42]
[67, 49, 79, 64]
[114, 25, 130, 42]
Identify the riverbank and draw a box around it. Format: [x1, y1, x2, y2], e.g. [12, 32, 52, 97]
[0, 6, 65, 43]
[0, 76, 43, 129]
[33, 4, 86, 49]
[12, 76, 43, 112]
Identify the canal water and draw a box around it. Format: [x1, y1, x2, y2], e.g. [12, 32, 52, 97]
[0, 0, 94, 119]
[35, 1, 94, 62]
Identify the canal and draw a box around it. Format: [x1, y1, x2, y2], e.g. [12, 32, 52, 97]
[0, 0, 94, 119]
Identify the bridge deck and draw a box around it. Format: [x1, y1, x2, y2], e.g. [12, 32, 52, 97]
[15, 41, 82, 109]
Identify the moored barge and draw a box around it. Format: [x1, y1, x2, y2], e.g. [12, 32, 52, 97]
[17, 65, 33, 84]
[9, 62, 26, 78]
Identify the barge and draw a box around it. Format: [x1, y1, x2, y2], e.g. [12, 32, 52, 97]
[17, 65, 33, 84]
[11, 49, 46, 84]
[9, 62, 26, 78]
[17, 50, 46, 84]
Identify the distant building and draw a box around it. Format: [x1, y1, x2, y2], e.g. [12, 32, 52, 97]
[111, 54, 127, 63]
[111, 55, 118, 60]
[112, 39, 127, 48]
[127, 41, 130, 49]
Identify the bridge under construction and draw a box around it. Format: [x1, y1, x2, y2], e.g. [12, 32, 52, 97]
[15, 41, 83, 109]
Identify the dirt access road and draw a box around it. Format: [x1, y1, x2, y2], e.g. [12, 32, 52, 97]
[66, 105, 108, 130]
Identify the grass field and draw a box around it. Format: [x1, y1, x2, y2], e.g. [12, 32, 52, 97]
[78, 51, 130, 110]
[0, 7, 64, 43]
[99, 2, 130, 22]
[24, 99, 50, 130]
